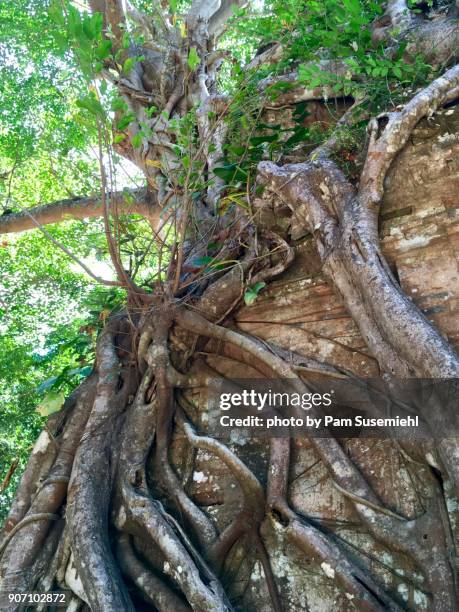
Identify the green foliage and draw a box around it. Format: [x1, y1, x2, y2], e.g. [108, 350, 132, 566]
[244, 281, 266, 306]
[211, 0, 435, 198]
[47, 0, 146, 139]
[36, 392, 65, 417]
[49, 1, 105, 79]
[187, 47, 201, 71]
[0, 0, 89, 167]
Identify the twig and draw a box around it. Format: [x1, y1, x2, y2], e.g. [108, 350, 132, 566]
[20, 208, 122, 286]
[331, 480, 407, 521]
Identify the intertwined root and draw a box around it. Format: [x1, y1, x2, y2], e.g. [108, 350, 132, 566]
[0, 303, 458, 612]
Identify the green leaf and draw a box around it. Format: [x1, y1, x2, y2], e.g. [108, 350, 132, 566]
[122, 32, 130, 49]
[83, 15, 94, 40]
[78, 365, 93, 378]
[91, 12, 104, 37]
[123, 57, 135, 74]
[194, 256, 214, 267]
[53, 32, 69, 54]
[188, 47, 200, 71]
[213, 164, 247, 184]
[36, 376, 58, 394]
[67, 5, 82, 38]
[244, 281, 266, 306]
[48, 0, 65, 27]
[227, 145, 246, 156]
[250, 133, 279, 146]
[82, 12, 103, 40]
[131, 133, 142, 148]
[111, 97, 127, 112]
[76, 94, 105, 118]
[285, 126, 309, 146]
[95, 39, 112, 60]
[116, 112, 135, 130]
[36, 392, 65, 417]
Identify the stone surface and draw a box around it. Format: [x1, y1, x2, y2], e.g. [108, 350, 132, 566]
[238, 105, 459, 359]
[171, 104, 459, 611]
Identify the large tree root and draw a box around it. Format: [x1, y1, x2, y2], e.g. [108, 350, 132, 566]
[1, 298, 458, 610]
[258, 66, 459, 379]
[65, 323, 137, 611]
[116, 532, 191, 611]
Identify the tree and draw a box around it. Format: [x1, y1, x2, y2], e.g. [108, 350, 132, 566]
[1, 0, 459, 610]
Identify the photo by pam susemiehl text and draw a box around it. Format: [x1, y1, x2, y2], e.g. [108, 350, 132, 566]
[218, 413, 420, 430]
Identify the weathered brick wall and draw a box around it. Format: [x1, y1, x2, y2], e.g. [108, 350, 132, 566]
[235, 105, 459, 373]
[171, 105, 459, 611]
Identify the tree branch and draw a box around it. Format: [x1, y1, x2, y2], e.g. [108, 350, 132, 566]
[187, 0, 247, 36]
[88, 0, 126, 49]
[359, 63, 459, 210]
[0, 188, 160, 235]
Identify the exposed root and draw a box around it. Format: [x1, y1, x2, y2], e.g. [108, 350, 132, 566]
[175, 306, 458, 608]
[115, 331, 230, 610]
[117, 532, 191, 611]
[266, 440, 403, 611]
[66, 322, 136, 611]
[330, 480, 407, 521]
[121, 491, 230, 611]
[0, 513, 60, 558]
[150, 311, 217, 547]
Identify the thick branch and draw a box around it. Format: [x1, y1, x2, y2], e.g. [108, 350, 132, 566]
[0, 378, 96, 603]
[0, 188, 159, 235]
[258, 62, 350, 107]
[247, 43, 283, 70]
[187, 0, 247, 37]
[372, 2, 459, 67]
[359, 63, 459, 210]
